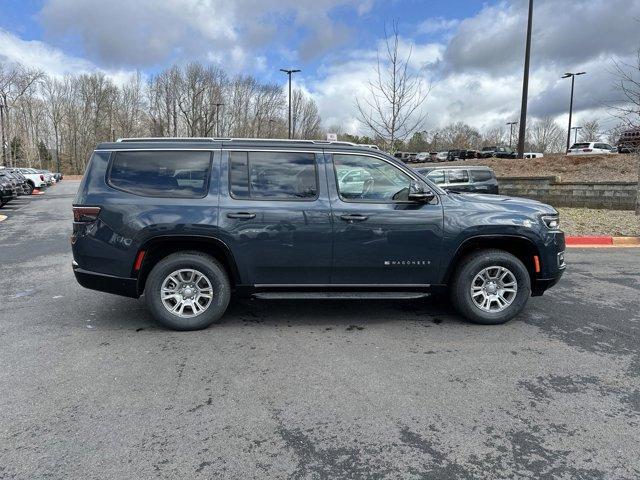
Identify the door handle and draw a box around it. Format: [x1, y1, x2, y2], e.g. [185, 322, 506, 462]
[340, 214, 368, 222]
[227, 212, 256, 220]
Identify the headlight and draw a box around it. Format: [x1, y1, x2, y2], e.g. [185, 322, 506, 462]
[541, 214, 560, 230]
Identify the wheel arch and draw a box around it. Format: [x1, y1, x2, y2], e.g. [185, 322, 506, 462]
[443, 235, 541, 286]
[135, 235, 241, 295]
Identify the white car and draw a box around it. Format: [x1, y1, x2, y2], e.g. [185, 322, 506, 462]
[567, 142, 614, 155]
[435, 151, 449, 162]
[524, 152, 544, 158]
[17, 168, 47, 191]
[415, 152, 430, 162]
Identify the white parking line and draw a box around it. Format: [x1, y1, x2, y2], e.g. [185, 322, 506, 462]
[0, 214, 7, 222]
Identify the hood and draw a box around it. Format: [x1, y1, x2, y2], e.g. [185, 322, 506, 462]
[445, 191, 557, 215]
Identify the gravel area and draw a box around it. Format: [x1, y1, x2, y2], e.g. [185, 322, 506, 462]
[558, 207, 640, 236]
[414, 153, 640, 182]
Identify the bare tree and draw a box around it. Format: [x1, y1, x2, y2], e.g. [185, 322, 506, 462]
[356, 21, 429, 152]
[528, 117, 565, 153]
[437, 122, 481, 150]
[291, 89, 322, 139]
[610, 47, 639, 214]
[580, 119, 601, 142]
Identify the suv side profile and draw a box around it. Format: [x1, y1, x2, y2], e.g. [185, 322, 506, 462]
[72, 138, 565, 331]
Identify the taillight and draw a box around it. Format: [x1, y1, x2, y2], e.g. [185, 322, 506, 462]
[40, 174, 45, 181]
[73, 206, 101, 222]
[582, 148, 592, 152]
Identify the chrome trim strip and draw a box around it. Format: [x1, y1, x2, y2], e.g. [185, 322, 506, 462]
[253, 284, 431, 288]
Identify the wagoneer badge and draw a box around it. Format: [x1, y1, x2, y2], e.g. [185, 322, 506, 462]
[384, 260, 430, 266]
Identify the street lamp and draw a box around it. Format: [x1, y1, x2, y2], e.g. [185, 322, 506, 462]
[280, 68, 300, 139]
[571, 126, 582, 144]
[562, 71, 586, 151]
[516, 0, 534, 159]
[506, 121, 519, 149]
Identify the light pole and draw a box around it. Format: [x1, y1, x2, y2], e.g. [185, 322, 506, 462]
[516, 0, 533, 159]
[0, 94, 8, 167]
[213, 102, 224, 137]
[506, 121, 518, 149]
[571, 126, 582, 144]
[562, 72, 586, 151]
[280, 68, 300, 139]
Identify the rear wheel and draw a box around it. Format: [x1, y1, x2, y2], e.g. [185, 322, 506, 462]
[145, 251, 230, 331]
[26, 182, 34, 195]
[450, 249, 531, 325]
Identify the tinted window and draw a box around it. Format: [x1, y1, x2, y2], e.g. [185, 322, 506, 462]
[448, 169, 469, 183]
[229, 151, 317, 200]
[426, 170, 446, 185]
[470, 169, 494, 182]
[570, 143, 590, 149]
[334, 154, 412, 202]
[109, 151, 211, 198]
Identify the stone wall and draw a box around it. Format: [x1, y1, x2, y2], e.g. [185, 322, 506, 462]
[498, 176, 637, 210]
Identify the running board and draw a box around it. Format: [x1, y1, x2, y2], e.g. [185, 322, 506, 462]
[252, 291, 431, 300]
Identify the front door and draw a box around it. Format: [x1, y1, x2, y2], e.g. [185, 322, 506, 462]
[218, 149, 332, 286]
[328, 152, 444, 286]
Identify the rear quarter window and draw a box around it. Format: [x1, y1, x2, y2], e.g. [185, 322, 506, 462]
[470, 170, 494, 182]
[108, 150, 212, 198]
[447, 169, 469, 183]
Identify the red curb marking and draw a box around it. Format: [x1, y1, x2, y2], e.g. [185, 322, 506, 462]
[566, 236, 613, 245]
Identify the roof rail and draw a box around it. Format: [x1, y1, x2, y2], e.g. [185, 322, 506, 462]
[114, 137, 367, 147]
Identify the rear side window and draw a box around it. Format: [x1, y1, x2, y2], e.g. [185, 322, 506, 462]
[570, 143, 590, 149]
[229, 151, 317, 200]
[470, 169, 494, 182]
[448, 169, 469, 183]
[108, 151, 212, 198]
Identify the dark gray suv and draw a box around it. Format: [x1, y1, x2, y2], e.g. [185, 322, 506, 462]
[72, 138, 565, 330]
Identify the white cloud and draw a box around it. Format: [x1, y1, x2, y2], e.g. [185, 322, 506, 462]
[417, 17, 459, 35]
[0, 29, 137, 85]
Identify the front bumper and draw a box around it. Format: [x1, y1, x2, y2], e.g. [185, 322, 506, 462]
[73, 263, 139, 298]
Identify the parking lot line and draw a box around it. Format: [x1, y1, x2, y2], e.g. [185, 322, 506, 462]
[0, 214, 7, 222]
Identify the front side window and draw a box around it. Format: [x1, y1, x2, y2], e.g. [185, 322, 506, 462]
[229, 151, 317, 200]
[448, 169, 469, 184]
[109, 150, 211, 198]
[333, 154, 412, 202]
[426, 170, 446, 185]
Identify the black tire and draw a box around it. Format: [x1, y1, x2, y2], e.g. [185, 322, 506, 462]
[450, 249, 531, 325]
[144, 251, 231, 331]
[26, 182, 34, 195]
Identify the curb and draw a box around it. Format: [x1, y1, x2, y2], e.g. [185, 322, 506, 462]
[566, 236, 640, 247]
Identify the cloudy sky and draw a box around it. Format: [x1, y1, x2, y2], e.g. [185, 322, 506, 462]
[1, 0, 638, 135]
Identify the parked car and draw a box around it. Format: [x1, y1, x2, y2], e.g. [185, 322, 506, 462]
[415, 166, 499, 195]
[494, 146, 516, 158]
[567, 142, 614, 155]
[460, 150, 480, 160]
[434, 151, 449, 162]
[617, 128, 640, 153]
[16, 168, 47, 192]
[0, 171, 18, 206]
[415, 152, 430, 162]
[6, 169, 31, 195]
[72, 137, 565, 331]
[523, 152, 544, 159]
[447, 149, 462, 161]
[479, 146, 496, 158]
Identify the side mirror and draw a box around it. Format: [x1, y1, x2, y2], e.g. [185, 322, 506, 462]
[408, 182, 435, 203]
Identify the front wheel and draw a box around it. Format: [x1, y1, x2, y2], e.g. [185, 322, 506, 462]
[26, 182, 34, 195]
[144, 251, 231, 331]
[450, 249, 531, 325]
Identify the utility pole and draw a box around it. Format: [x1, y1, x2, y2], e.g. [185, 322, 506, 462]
[280, 68, 300, 139]
[0, 94, 8, 167]
[516, 0, 533, 159]
[562, 72, 586, 151]
[506, 121, 518, 149]
[571, 126, 582, 144]
[213, 102, 224, 137]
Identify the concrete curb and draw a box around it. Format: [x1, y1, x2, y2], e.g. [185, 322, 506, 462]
[566, 236, 640, 248]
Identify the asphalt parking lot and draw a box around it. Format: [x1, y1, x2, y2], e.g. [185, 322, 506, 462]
[1, 180, 639, 479]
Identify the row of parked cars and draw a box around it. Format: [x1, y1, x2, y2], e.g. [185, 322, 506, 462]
[0, 167, 63, 207]
[397, 146, 545, 163]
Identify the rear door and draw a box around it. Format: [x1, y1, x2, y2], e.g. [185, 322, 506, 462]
[446, 169, 472, 192]
[217, 148, 332, 286]
[327, 151, 443, 286]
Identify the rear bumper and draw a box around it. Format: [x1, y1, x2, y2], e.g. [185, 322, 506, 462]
[73, 264, 139, 298]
